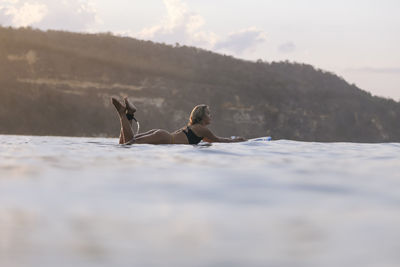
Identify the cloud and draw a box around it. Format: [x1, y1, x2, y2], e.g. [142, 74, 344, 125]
[1, 1, 48, 27]
[0, 0, 268, 57]
[278, 41, 296, 53]
[138, 0, 267, 55]
[213, 28, 267, 55]
[138, 0, 217, 47]
[0, 0, 100, 31]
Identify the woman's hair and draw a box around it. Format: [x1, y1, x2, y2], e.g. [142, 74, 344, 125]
[188, 104, 209, 125]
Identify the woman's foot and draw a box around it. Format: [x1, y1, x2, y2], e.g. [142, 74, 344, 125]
[111, 97, 126, 115]
[124, 97, 137, 121]
[124, 97, 137, 115]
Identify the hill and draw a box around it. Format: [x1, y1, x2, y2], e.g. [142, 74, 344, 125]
[0, 26, 399, 142]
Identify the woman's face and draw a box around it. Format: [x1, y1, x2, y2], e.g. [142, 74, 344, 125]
[202, 108, 212, 125]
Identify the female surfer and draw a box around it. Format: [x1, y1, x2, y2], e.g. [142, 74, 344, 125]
[111, 97, 247, 145]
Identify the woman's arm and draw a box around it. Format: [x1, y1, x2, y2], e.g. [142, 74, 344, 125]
[200, 127, 247, 143]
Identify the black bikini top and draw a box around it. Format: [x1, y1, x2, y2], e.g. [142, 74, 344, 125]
[183, 126, 203, 145]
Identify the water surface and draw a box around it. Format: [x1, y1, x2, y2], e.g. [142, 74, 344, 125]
[1, 135, 400, 267]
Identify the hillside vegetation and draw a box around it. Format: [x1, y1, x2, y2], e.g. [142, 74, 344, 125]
[0, 26, 399, 142]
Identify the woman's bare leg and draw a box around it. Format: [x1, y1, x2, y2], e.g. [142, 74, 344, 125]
[119, 130, 124, 144]
[112, 97, 170, 145]
[135, 129, 158, 138]
[119, 97, 137, 143]
[119, 120, 134, 144]
[112, 97, 135, 144]
[134, 130, 171, 144]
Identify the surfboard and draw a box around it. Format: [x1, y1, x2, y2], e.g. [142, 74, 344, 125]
[251, 137, 272, 142]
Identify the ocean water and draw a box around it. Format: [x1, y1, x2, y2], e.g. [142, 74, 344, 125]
[1, 134, 400, 267]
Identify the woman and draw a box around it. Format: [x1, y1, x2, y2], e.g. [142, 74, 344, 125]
[112, 97, 247, 145]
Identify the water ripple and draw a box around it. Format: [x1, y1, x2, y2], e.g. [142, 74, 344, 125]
[1, 134, 400, 267]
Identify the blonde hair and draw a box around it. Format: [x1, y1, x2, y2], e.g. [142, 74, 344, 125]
[188, 104, 209, 125]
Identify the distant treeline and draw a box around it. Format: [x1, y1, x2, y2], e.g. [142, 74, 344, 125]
[0, 26, 399, 142]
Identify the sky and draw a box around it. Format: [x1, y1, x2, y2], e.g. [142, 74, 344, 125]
[1, 0, 399, 101]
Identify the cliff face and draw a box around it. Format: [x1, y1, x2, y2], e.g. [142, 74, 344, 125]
[0, 26, 399, 142]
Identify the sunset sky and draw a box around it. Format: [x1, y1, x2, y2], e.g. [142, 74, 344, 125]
[1, 0, 399, 101]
